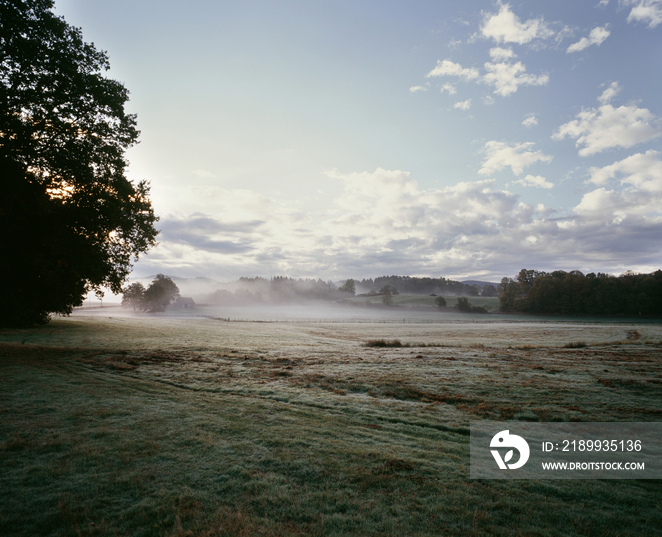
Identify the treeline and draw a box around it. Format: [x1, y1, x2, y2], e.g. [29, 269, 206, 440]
[499, 269, 662, 316]
[357, 275, 487, 296]
[203, 276, 346, 305]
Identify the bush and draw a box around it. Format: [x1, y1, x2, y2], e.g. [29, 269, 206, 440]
[456, 297, 487, 313]
[362, 339, 404, 348]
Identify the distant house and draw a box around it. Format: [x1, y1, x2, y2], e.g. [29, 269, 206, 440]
[174, 297, 196, 308]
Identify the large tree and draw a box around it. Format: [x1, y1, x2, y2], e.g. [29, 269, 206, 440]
[142, 275, 179, 313]
[0, 0, 158, 326]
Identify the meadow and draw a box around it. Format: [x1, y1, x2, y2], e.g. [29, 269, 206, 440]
[342, 294, 501, 312]
[1, 308, 661, 536]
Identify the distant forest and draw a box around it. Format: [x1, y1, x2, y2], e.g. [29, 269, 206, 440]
[356, 276, 494, 297]
[499, 269, 662, 316]
[201, 275, 491, 305]
[204, 276, 343, 305]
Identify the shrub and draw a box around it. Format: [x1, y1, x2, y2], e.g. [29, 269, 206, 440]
[362, 339, 404, 348]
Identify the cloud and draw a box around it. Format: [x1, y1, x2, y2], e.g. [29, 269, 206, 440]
[158, 215, 261, 254]
[513, 175, 554, 189]
[448, 38, 461, 50]
[597, 0, 610, 7]
[139, 167, 662, 281]
[522, 114, 538, 127]
[623, 0, 662, 28]
[479, 141, 553, 176]
[409, 85, 428, 93]
[588, 150, 662, 187]
[425, 59, 479, 80]
[575, 150, 662, 233]
[598, 81, 621, 104]
[483, 61, 549, 96]
[566, 25, 610, 53]
[553, 91, 661, 156]
[480, 3, 555, 44]
[441, 83, 457, 94]
[454, 99, 472, 110]
[489, 47, 516, 61]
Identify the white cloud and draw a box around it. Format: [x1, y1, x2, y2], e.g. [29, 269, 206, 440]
[597, 0, 610, 7]
[454, 99, 472, 110]
[425, 59, 479, 80]
[139, 166, 662, 281]
[410, 85, 428, 93]
[576, 150, 662, 230]
[513, 175, 554, 189]
[522, 114, 538, 127]
[623, 0, 662, 28]
[441, 83, 457, 94]
[480, 3, 555, 44]
[448, 38, 461, 50]
[483, 61, 549, 96]
[483, 95, 496, 106]
[566, 25, 611, 53]
[588, 150, 662, 188]
[598, 81, 621, 104]
[489, 47, 516, 61]
[553, 94, 661, 156]
[573, 186, 662, 223]
[479, 141, 553, 176]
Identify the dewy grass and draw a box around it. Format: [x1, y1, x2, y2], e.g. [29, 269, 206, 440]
[1, 316, 662, 536]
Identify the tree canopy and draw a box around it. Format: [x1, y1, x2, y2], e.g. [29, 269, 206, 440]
[0, 0, 158, 326]
[340, 279, 356, 295]
[141, 275, 179, 313]
[120, 276, 179, 313]
[498, 269, 662, 316]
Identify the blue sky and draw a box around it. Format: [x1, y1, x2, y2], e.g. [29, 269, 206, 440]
[55, 0, 662, 282]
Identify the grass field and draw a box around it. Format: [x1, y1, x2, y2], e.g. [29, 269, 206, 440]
[1, 313, 662, 536]
[342, 294, 501, 312]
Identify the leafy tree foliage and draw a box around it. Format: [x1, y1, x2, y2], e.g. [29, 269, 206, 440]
[340, 279, 356, 295]
[380, 285, 396, 305]
[434, 296, 447, 307]
[358, 275, 477, 296]
[121, 282, 145, 311]
[379, 285, 398, 296]
[142, 275, 179, 313]
[499, 269, 662, 316]
[455, 297, 487, 313]
[0, 0, 158, 326]
[482, 284, 498, 297]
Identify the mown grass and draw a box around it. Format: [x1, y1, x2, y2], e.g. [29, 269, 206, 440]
[1, 317, 662, 536]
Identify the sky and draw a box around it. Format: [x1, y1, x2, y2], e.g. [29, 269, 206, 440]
[54, 0, 662, 283]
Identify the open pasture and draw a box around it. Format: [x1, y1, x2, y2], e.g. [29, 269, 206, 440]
[1, 313, 662, 536]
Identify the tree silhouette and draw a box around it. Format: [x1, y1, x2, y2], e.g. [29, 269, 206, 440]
[340, 279, 356, 295]
[0, 0, 158, 326]
[121, 283, 145, 312]
[141, 275, 179, 313]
